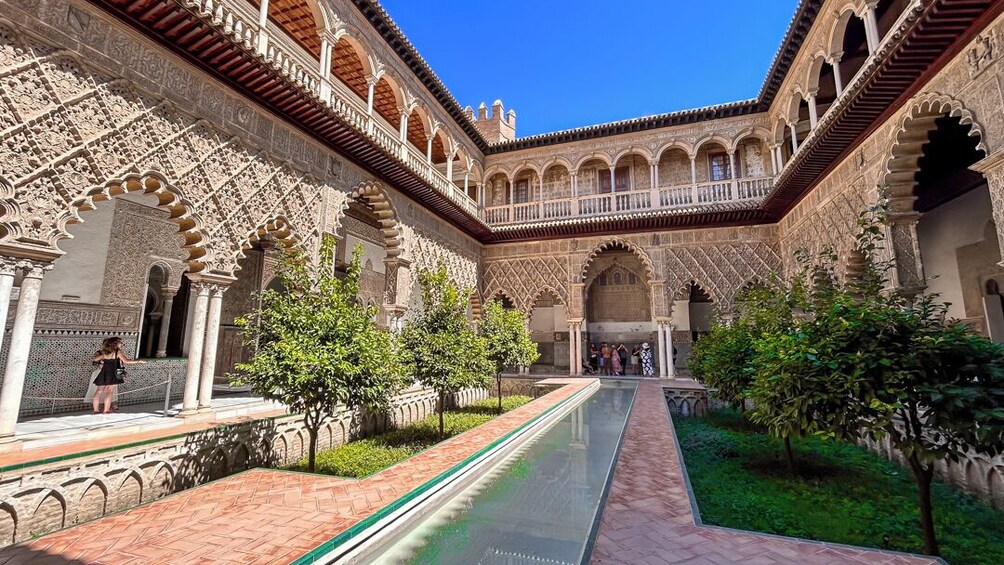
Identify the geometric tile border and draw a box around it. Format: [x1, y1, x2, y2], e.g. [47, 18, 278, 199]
[0, 380, 593, 564]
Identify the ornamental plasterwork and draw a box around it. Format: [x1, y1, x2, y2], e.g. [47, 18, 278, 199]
[483, 256, 570, 314]
[0, 22, 326, 275]
[406, 227, 478, 292]
[663, 243, 783, 313]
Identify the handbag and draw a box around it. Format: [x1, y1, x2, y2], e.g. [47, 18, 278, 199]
[115, 359, 127, 384]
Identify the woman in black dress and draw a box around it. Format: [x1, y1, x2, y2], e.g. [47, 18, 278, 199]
[92, 337, 145, 414]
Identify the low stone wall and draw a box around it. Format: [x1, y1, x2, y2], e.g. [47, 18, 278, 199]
[859, 436, 1004, 511]
[0, 386, 489, 547]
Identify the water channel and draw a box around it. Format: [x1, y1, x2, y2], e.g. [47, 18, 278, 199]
[367, 380, 637, 565]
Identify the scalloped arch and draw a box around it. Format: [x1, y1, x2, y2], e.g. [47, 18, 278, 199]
[883, 93, 988, 199]
[340, 181, 403, 257]
[32, 172, 213, 273]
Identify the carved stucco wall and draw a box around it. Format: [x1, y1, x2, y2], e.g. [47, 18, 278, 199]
[0, 0, 482, 311]
[779, 14, 1004, 279]
[483, 226, 781, 320]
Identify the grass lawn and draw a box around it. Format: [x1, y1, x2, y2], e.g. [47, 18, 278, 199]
[674, 410, 1004, 565]
[287, 395, 532, 478]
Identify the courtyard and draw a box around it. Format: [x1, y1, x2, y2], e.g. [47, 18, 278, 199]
[1, 0, 1004, 563]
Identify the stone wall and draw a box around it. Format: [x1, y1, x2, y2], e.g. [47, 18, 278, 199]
[858, 436, 1004, 511]
[0, 386, 489, 547]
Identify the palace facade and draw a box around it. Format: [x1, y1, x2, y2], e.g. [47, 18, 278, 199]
[0, 0, 1003, 440]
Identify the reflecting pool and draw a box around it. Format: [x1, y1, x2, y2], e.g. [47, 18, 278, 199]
[368, 380, 637, 565]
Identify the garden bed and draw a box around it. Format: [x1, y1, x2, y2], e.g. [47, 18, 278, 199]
[675, 410, 1004, 565]
[288, 395, 532, 478]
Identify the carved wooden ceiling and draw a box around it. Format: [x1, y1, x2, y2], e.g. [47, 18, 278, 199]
[406, 111, 428, 153]
[373, 77, 400, 129]
[249, 0, 321, 58]
[332, 38, 368, 100]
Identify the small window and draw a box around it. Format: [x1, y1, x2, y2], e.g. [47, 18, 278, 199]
[629, 273, 637, 285]
[599, 273, 608, 286]
[614, 167, 631, 191]
[514, 179, 530, 203]
[613, 271, 623, 285]
[708, 153, 731, 181]
[598, 169, 611, 192]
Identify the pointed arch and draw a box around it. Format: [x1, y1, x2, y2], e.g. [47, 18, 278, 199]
[673, 279, 718, 303]
[578, 239, 655, 283]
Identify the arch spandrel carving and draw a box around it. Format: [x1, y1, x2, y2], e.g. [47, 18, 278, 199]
[0, 26, 327, 277]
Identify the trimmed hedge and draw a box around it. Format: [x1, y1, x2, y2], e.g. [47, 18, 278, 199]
[675, 410, 1004, 565]
[288, 395, 532, 478]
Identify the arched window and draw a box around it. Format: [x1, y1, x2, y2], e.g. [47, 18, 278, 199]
[599, 273, 608, 286]
[613, 271, 623, 285]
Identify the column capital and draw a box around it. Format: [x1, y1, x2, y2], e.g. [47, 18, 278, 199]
[17, 259, 53, 279]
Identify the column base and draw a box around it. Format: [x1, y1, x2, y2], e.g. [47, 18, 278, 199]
[0, 434, 23, 454]
[177, 408, 213, 421]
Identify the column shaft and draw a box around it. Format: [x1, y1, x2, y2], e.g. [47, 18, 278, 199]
[155, 295, 174, 357]
[181, 284, 210, 414]
[0, 263, 16, 354]
[666, 326, 676, 378]
[657, 323, 668, 378]
[0, 265, 46, 438]
[568, 322, 576, 376]
[198, 286, 226, 409]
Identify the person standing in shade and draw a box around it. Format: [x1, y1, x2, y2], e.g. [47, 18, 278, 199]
[589, 343, 599, 373]
[91, 337, 145, 414]
[610, 345, 622, 376]
[630, 344, 641, 375]
[617, 343, 629, 375]
[600, 342, 611, 375]
[640, 342, 654, 377]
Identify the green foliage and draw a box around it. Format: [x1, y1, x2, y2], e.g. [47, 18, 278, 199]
[232, 238, 406, 471]
[675, 411, 1004, 565]
[479, 299, 538, 375]
[289, 395, 532, 477]
[479, 299, 538, 412]
[690, 198, 1004, 554]
[401, 262, 494, 435]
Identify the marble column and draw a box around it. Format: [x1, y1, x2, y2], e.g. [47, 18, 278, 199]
[155, 290, 175, 358]
[198, 284, 227, 410]
[830, 54, 844, 94]
[181, 283, 210, 415]
[568, 322, 577, 376]
[578, 323, 586, 375]
[863, 3, 880, 54]
[666, 325, 676, 378]
[0, 259, 18, 355]
[769, 144, 779, 175]
[0, 260, 49, 439]
[789, 124, 799, 154]
[657, 323, 668, 378]
[807, 93, 819, 129]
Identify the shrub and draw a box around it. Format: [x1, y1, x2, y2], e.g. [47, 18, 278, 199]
[287, 395, 533, 478]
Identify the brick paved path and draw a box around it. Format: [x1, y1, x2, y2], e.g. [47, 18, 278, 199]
[589, 380, 940, 565]
[0, 380, 590, 565]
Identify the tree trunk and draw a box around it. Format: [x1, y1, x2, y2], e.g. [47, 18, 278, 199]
[438, 390, 445, 438]
[783, 435, 794, 471]
[909, 455, 940, 556]
[305, 412, 319, 473]
[497, 374, 503, 414]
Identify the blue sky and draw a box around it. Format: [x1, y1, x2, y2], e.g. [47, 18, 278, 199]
[380, 0, 800, 137]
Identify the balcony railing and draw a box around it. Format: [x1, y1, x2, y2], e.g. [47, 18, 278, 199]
[183, 0, 479, 218]
[481, 176, 774, 226]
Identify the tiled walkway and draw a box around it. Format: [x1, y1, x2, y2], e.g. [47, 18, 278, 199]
[0, 380, 591, 564]
[589, 380, 940, 565]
